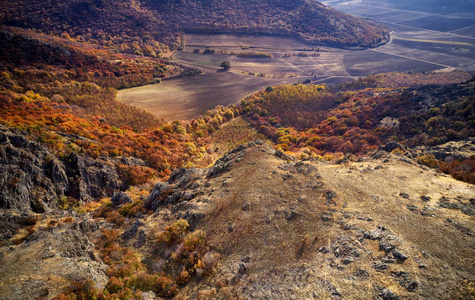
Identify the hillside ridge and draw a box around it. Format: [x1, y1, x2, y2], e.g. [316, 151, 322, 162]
[0, 140, 474, 299]
[0, 0, 389, 53]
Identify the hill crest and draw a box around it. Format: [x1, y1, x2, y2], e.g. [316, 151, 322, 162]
[0, 0, 389, 53]
[1, 140, 474, 299]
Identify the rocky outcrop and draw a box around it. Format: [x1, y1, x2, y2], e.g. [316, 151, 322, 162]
[0, 126, 123, 213]
[0, 217, 108, 299]
[0, 126, 68, 213]
[146, 167, 206, 212]
[420, 137, 475, 161]
[0, 210, 37, 242]
[111, 191, 133, 207]
[141, 141, 475, 299]
[63, 151, 122, 202]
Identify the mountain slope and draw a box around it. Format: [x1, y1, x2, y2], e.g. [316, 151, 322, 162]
[0, 0, 389, 52]
[145, 0, 390, 48]
[159, 142, 475, 299]
[2, 141, 473, 299]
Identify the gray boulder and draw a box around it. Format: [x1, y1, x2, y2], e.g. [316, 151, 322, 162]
[111, 191, 133, 207]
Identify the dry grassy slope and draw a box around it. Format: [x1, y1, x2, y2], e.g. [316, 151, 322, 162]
[141, 142, 474, 299]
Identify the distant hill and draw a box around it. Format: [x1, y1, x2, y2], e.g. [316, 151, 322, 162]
[144, 0, 390, 48]
[0, 0, 389, 54]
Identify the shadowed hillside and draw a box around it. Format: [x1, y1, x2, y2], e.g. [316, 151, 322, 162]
[0, 0, 389, 52]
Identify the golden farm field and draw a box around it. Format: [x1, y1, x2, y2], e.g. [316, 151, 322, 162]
[116, 70, 302, 122]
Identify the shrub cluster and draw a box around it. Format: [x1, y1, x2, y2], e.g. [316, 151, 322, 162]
[54, 219, 219, 299]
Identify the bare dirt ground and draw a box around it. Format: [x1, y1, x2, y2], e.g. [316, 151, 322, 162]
[117, 2, 474, 122]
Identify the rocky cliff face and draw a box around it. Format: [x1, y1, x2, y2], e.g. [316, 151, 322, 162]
[0, 125, 123, 213]
[0, 126, 68, 213]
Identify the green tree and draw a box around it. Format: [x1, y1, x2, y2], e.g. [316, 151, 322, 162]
[220, 61, 231, 70]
